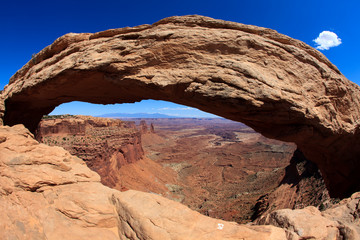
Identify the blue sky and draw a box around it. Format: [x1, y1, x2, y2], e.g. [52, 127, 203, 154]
[1, 0, 359, 117]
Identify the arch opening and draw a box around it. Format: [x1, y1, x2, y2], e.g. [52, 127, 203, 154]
[48, 100, 221, 118]
[36, 100, 328, 223]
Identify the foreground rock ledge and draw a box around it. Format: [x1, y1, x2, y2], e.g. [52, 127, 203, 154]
[1, 15, 360, 197]
[1, 124, 360, 239]
[0, 124, 285, 239]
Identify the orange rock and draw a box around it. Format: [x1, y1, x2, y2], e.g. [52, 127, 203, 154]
[257, 193, 360, 239]
[36, 115, 144, 188]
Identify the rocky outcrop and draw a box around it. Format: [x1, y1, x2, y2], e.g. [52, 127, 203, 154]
[0, 124, 118, 239]
[36, 114, 137, 137]
[138, 120, 155, 134]
[150, 123, 155, 133]
[251, 149, 331, 221]
[1, 124, 294, 239]
[139, 119, 155, 134]
[1, 15, 360, 197]
[36, 115, 178, 195]
[256, 192, 360, 239]
[36, 115, 143, 188]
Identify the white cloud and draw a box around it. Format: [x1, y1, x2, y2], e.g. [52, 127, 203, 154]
[313, 31, 342, 50]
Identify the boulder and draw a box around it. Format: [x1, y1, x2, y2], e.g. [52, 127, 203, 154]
[257, 193, 360, 239]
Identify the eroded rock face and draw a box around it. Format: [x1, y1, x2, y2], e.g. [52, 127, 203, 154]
[251, 149, 331, 221]
[1, 15, 360, 197]
[0, 124, 292, 239]
[36, 115, 144, 188]
[36, 115, 178, 195]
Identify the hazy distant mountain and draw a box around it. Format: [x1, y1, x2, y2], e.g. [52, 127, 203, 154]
[96, 113, 181, 118]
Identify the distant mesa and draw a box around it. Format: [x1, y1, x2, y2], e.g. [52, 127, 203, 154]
[97, 112, 185, 118]
[96, 112, 222, 119]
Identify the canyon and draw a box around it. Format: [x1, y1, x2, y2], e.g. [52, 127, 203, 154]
[1, 15, 360, 239]
[36, 115, 177, 196]
[140, 117, 331, 223]
[36, 115, 333, 224]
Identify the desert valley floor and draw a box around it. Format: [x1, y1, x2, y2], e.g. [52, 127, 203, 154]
[37, 116, 332, 224]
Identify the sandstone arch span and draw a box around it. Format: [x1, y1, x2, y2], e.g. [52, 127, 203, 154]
[1, 15, 360, 198]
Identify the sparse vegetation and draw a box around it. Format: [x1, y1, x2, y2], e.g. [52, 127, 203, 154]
[42, 114, 75, 120]
[31, 53, 37, 64]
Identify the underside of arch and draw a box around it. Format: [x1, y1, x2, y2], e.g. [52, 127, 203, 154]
[1, 15, 360, 198]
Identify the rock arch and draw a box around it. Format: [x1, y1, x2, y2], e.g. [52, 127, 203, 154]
[1, 15, 360, 198]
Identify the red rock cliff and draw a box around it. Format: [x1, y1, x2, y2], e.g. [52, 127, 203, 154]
[36, 115, 143, 188]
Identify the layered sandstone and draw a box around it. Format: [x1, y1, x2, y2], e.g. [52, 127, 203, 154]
[36, 115, 143, 188]
[36, 115, 176, 195]
[139, 119, 155, 134]
[1, 15, 360, 197]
